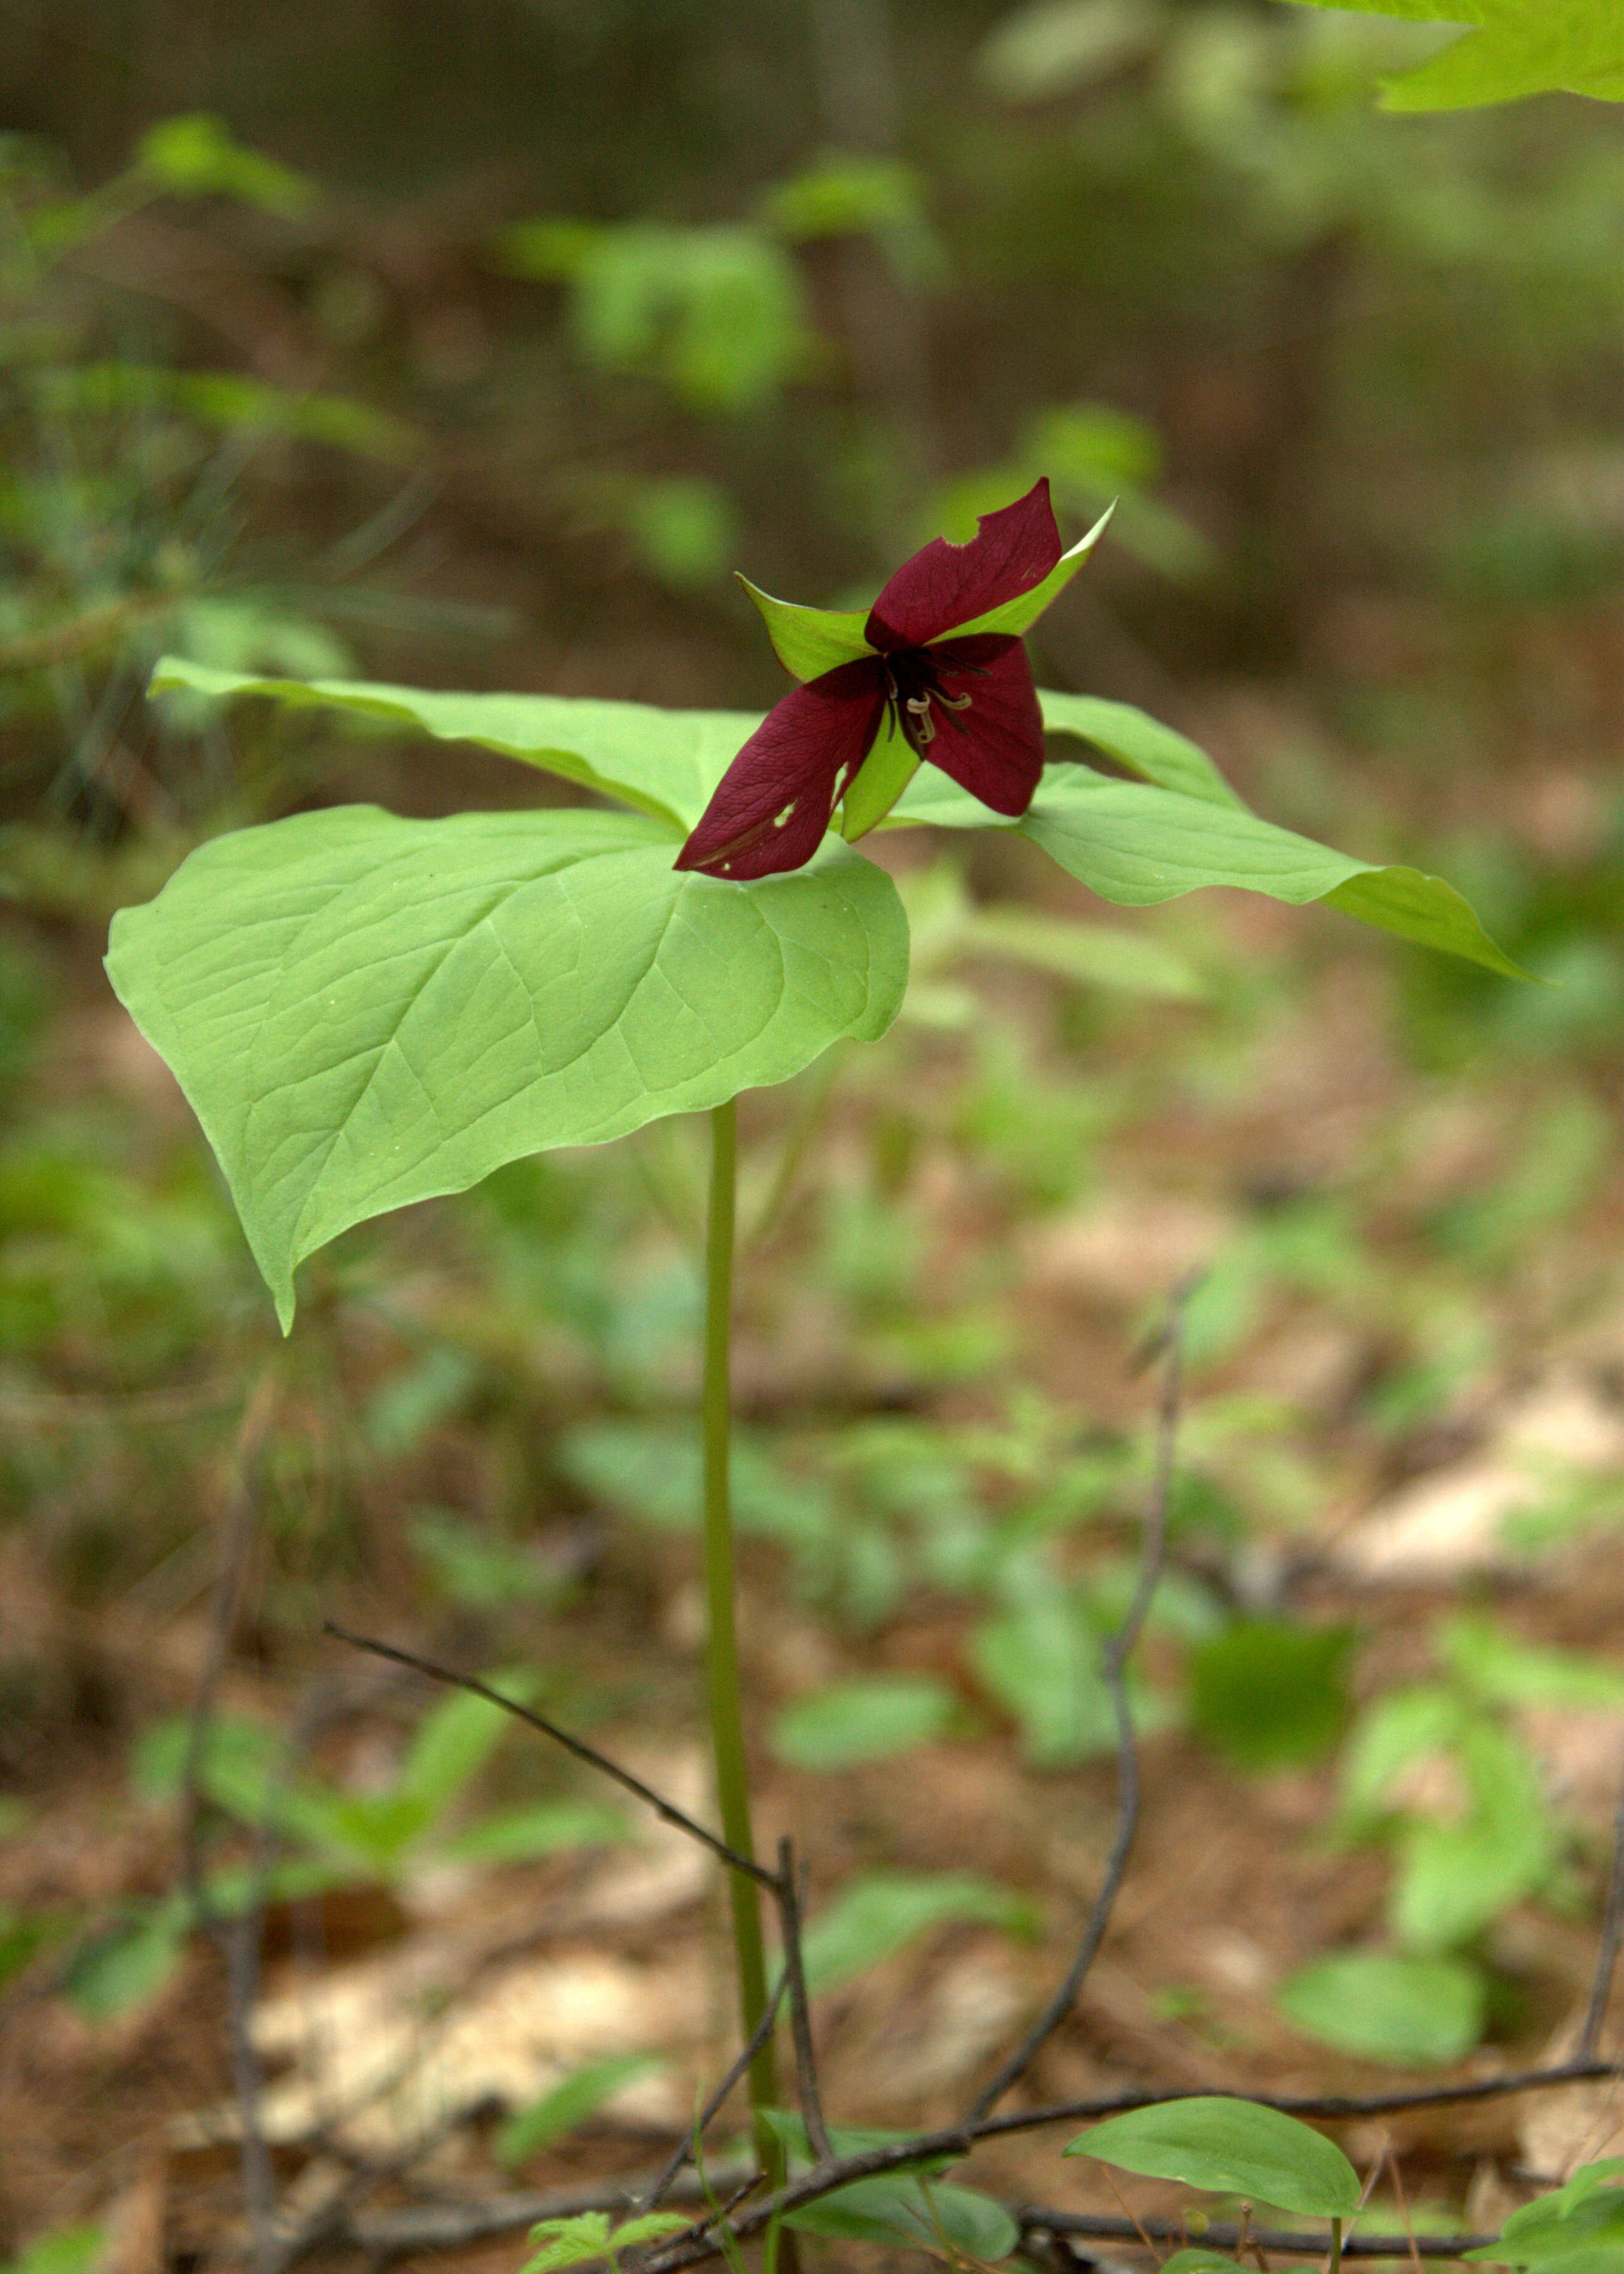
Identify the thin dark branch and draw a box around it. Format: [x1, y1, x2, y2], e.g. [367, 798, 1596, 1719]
[330, 2163, 755, 2258]
[647, 2172, 766, 2268]
[971, 2060, 1624, 2143]
[778, 1838, 833, 2164]
[636, 2062, 1620, 2274]
[967, 1278, 1192, 2119]
[259, 2062, 1615, 2270]
[642, 1976, 789, 2211]
[1019, 2210, 1495, 2262]
[180, 1365, 280, 2258]
[1580, 1755, 1624, 2059]
[323, 1623, 780, 1891]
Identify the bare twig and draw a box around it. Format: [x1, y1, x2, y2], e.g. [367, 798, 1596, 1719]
[972, 2060, 1623, 2142]
[642, 1977, 790, 2212]
[634, 2061, 1620, 2274]
[1580, 1756, 1624, 2059]
[256, 2059, 1615, 2272]
[1018, 2210, 1495, 2262]
[179, 1365, 280, 2258]
[650, 2171, 767, 2267]
[967, 1280, 1192, 2119]
[777, 1838, 833, 2164]
[323, 1623, 780, 1890]
[333, 2163, 754, 2258]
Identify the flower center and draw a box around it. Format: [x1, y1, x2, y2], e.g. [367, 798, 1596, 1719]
[882, 649, 976, 755]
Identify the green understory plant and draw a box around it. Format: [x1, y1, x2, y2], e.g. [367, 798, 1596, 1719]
[1277, 1612, 1624, 2066]
[105, 483, 1519, 2192]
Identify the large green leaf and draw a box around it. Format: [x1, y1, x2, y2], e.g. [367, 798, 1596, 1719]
[147, 657, 762, 833]
[1274, 0, 1622, 110]
[1037, 692, 1247, 810]
[1065, 2097, 1361, 2219]
[892, 763, 1522, 976]
[785, 2175, 1019, 2261]
[105, 806, 906, 1327]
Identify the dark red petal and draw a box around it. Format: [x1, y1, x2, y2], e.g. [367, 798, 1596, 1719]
[919, 635, 1045, 816]
[674, 659, 886, 880]
[864, 479, 1062, 653]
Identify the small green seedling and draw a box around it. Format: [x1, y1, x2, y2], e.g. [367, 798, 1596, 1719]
[517, 2212, 693, 2274]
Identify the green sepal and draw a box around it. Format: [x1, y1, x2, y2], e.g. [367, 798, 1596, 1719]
[839, 714, 920, 840]
[735, 576, 873, 682]
[936, 504, 1114, 640]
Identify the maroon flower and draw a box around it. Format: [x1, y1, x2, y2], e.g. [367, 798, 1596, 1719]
[676, 479, 1067, 880]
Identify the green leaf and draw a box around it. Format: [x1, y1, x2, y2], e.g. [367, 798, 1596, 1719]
[1065, 2097, 1361, 2219]
[1276, 1951, 1487, 2066]
[956, 905, 1206, 1000]
[1438, 1616, 1624, 1711]
[1391, 1722, 1555, 1952]
[496, 2053, 663, 2166]
[146, 658, 762, 833]
[971, 1590, 1121, 1767]
[135, 113, 316, 215]
[105, 807, 906, 1328]
[758, 2109, 961, 2175]
[1273, 1, 1623, 109]
[735, 577, 874, 682]
[396, 1680, 530, 1823]
[60, 1901, 190, 2021]
[799, 1870, 1036, 1996]
[517, 2213, 614, 2274]
[770, 1677, 959, 1770]
[1024, 771, 1524, 976]
[889, 760, 1523, 975]
[785, 2175, 1018, 2261]
[2, 2228, 107, 2274]
[1465, 2174, 1624, 2266]
[1339, 1684, 1468, 1822]
[35, 365, 421, 464]
[1188, 1619, 1354, 1772]
[438, 1800, 628, 1867]
[1038, 692, 1248, 810]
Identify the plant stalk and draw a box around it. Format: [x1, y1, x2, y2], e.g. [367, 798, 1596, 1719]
[702, 1096, 778, 2130]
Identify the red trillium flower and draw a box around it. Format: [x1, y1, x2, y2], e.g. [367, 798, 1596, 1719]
[676, 478, 1105, 881]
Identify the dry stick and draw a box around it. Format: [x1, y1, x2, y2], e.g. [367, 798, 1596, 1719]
[1580, 1755, 1624, 2059]
[635, 2057, 1622, 2274]
[322, 1622, 779, 1891]
[777, 1837, 833, 2164]
[280, 2057, 1619, 2273]
[1017, 2212, 1495, 2262]
[1387, 2153, 1427, 2274]
[652, 2172, 768, 2268]
[967, 1280, 1192, 2121]
[642, 1976, 791, 2212]
[179, 1364, 280, 2259]
[336, 2164, 755, 2257]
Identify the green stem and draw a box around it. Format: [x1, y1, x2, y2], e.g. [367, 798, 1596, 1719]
[702, 1095, 778, 2127]
[1328, 2215, 1343, 2274]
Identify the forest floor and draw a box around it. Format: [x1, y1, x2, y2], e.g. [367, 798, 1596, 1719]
[1, 612, 1621, 2271]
